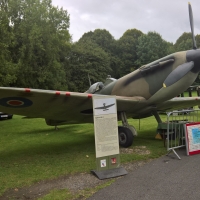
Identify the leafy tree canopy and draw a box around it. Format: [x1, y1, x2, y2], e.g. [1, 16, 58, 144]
[174, 32, 193, 51]
[78, 29, 121, 78]
[136, 31, 170, 67]
[67, 40, 111, 92]
[0, 0, 71, 90]
[116, 29, 143, 75]
[0, 0, 18, 86]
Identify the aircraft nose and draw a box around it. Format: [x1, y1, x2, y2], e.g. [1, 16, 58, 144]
[186, 49, 200, 73]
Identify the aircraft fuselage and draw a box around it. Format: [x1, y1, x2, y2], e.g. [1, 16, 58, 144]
[97, 50, 200, 105]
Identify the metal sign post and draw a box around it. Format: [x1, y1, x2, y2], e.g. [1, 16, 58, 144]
[91, 95, 127, 179]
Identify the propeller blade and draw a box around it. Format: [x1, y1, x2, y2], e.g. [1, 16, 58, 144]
[188, 2, 197, 49]
[163, 61, 194, 87]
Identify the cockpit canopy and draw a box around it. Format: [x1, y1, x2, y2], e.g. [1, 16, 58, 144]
[86, 82, 104, 94]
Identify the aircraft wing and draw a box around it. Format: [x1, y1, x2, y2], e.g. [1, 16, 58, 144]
[130, 97, 200, 118]
[1, 87, 199, 123]
[157, 97, 200, 112]
[0, 87, 146, 124]
[117, 96, 200, 118]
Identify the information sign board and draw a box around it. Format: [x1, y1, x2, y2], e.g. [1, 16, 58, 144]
[185, 122, 200, 155]
[91, 95, 127, 179]
[93, 96, 119, 158]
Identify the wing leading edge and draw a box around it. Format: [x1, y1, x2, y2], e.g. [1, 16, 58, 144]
[0, 87, 199, 123]
[0, 87, 146, 124]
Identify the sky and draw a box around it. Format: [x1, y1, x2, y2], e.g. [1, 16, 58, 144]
[51, 0, 200, 44]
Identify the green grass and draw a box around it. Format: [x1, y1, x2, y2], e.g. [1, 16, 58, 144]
[38, 189, 72, 200]
[0, 115, 168, 197]
[183, 90, 198, 97]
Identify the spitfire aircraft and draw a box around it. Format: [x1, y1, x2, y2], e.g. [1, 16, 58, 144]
[0, 3, 200, 148]
[95, 103, 115, 111]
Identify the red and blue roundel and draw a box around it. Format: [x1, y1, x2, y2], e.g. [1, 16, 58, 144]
[0, 97, 33, 108]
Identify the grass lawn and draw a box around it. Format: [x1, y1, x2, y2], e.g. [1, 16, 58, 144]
[183, 90, 198, 97]
[0, 114, 168, 197]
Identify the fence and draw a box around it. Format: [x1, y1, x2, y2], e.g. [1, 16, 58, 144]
[166, 109, 200, 159]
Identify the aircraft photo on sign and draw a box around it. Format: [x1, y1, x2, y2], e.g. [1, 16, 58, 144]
[93, 98, 116, 116]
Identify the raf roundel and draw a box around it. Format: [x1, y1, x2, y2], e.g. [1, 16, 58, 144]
[0, 97, 33, 108]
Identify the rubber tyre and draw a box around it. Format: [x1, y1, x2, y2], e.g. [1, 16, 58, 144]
[118, 127, 134, 148]
[8, 115, 13, 119]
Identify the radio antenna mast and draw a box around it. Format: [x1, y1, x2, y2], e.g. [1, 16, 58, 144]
[88, 73, 91, 86]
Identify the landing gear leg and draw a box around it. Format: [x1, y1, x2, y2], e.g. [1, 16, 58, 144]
[152, 111, 162, 123]
[118, 112, 137, 147]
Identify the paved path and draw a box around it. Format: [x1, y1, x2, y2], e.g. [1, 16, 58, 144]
[88, 149, 200, 200]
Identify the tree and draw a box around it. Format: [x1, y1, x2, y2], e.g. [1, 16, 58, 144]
[67, 40, 111, 92]
[174, 32, 193, 51]
[116, 29, 143, 75]
[0, 0, 17, 86]
[194, 34, 200, 49]
[79, 29, 122, 79]
[2, 0, 71, 90]
[165, 41, 175, 55]
[79, 29, 115, 53]
[136, 31, 169, 66]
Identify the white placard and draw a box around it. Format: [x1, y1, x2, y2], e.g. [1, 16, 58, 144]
[100, 159, 106, 167]
[93, 95, 119, 158]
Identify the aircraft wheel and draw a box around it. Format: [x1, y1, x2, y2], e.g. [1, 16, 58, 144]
[128, 125, 137, 136]
[118, 127, 134, 148]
